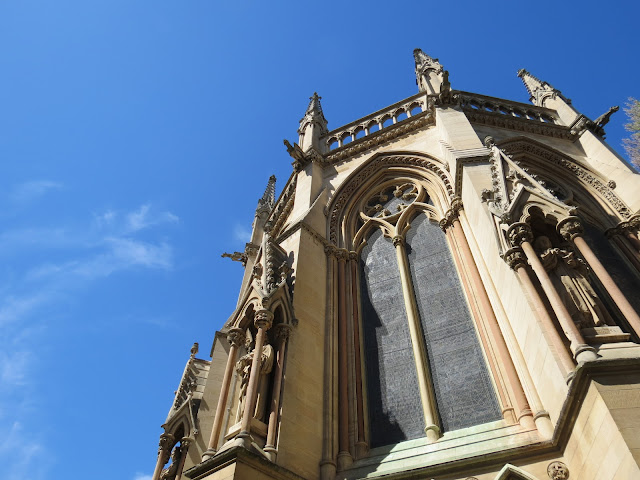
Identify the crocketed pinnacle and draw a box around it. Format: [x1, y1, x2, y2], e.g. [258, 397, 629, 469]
[298, 92, 328, 132]
[517, 69, 558, 106]
[256, 175, 276, 215]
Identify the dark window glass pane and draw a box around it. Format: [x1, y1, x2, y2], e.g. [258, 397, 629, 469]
[406, 215, 501, 432]
[360, 229, 424, 447]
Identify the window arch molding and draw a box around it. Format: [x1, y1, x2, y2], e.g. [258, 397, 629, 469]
[326, 151, 455, 248]
[498, 137, 633, 225]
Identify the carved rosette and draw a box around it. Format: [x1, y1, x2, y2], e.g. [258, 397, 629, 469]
[504, 247, 528, 270]
[254, 309, 274, 330]
[547, 461, 569, 480]
[227, 328, 246, 348]
[557, 216, 584, 241]
[507, 222, 534, 247]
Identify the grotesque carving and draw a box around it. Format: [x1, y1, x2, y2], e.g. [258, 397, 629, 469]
[535, 236, 614, 329]
[547, 461, 569, 480]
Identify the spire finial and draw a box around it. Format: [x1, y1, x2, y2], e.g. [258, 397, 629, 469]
[256, 175, 276, 216]
[517, 69, 560, 107]
[413, 48, 444, 94]
[298, 92, 328, 153]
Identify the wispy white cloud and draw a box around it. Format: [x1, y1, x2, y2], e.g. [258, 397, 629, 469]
[9, 180, 62, 204]
[126, 204, 179, 233]
[133, 474, 153, 480]
[233, 224, 251, 243]
[0, 421, 49, 480]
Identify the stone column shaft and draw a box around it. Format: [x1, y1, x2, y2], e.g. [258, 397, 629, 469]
[393, 236, 441, 441]
[175, 437, 193, 480]
[238, 310, 273, 442]
[337, 254, 353, 468]
[572, 235, 640, 337]
[264, 325, 291, 461]
[152, 433, 174, 480]
[203, 328, 244, 460]
[450, 220, 532, 427]
[520, 241, 595, 362]
[509, 252, 575, 376]
[349, 256, 367, 456]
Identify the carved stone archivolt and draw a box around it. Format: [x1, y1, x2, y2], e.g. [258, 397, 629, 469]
[500, 139, 632, 220]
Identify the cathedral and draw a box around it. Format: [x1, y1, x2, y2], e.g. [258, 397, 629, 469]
[149, 50, 640, 480]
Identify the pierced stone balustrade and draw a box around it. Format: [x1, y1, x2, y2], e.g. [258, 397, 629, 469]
[459, 92, 559, 124]
[325, 92, 430, 151]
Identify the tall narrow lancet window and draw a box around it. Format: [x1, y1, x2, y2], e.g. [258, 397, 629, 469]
[357, 180, 501, 448]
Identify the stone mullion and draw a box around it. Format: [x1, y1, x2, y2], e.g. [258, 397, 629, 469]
[264, 324, 292, 462]
[344, 255, 357, 456]
[336, 250, 353, 469]
[202, 328, 245, 460]
[504, 247, 576, 377]
[349, 253, 368, 457]
[237, 310, 273, 447]
[392, 235, 441, 442]
[558, 217, 640, 339]
[448, 217, 534, 427]
[152, 433, 174, 480]
[507, 223, 597, 365]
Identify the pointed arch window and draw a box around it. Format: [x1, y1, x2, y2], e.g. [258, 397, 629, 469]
[356, 180, 501, 447]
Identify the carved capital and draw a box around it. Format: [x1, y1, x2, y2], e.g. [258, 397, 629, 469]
[324, 244, 338, 258]
[450, 196, 463, 214]
[254, 309, 274, 330]
[335, 248, 350, 262]
[438, 218, 450, 231]
[275, 323, 293, 342]
[158, 432, 175, 460]
[504, 247, 528, 270]
[557, 216, 584, 241]
[547, 461, 569, 480]
[507, 222, 533, 247]
[227, 328, 245, 348]
[392, 235, 404, 247]
[180, 436, 194, 449]
[348, 251, 358, 261]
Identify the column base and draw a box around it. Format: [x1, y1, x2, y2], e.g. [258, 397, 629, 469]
[573, 344, 599, 363]
[425, 424, 441, 442]
[337, 451, 353, 471]
[355, 441, 369, 459]
[263, 444, 277, 462]
[201, 448, 216, 462]
[533, 410, 553, 439]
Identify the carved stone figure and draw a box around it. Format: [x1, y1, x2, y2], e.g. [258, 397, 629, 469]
[547, 461, 569, 480]
[235, 339, 275, 423]
[159, 444, 182, 480]
[535, 235, 614, 329]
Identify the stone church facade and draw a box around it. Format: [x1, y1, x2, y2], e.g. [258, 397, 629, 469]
[150, 50, 640, 480]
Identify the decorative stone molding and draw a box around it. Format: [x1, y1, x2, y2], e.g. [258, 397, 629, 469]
[606, 214, 640, 238]
[227, 328, 246, 348]
[500, 140, 631, 219]
[547, 461, 569, 480]
[254, 309, 274, 330]
[557, 216, 584, 241]
[504, 247, 528, 270]
[507, 222, 534, 247]
[328, 154, 454, 245]
[392, 235, 404, 247]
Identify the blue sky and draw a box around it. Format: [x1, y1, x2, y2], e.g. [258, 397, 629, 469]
[0, 2, 638, 479]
